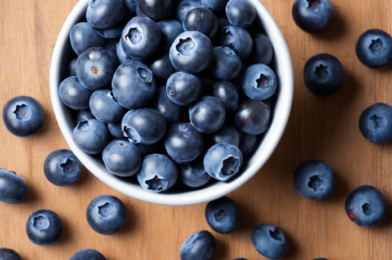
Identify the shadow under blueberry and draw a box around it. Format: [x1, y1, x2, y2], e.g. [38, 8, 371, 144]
[324, 169, 350, 202]
[24, 184, 40, 204]
[115, 201, 137, 235]
[213, 236, 229, 259]
[311, 7, 347, 41]
[282, 228, 300, 259]
[236, 201, 257, 234]
[54, 217, 70, 246]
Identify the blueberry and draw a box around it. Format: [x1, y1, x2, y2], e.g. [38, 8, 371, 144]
[164, 123, 204, 163]
[122, 108, 166, 145]
[170, 31, 213, 74]
[212, 81, 239, 114]
[26, 209, 63, 246]
[292, 0, 334, 34]
[89, 90, 127, 124]
[204, 142, 243, 181]
[356, 29, 392, 69]
[44, 150, 81, 187]
[137, 154, 178, 192]
[76, 109, 95, 123]
[239, 132, 260, 157]
[95, 20, 128, 39]
[136, 4, 149, 17]
[86, 195, 126, 235]
[252, 33, 274, 65]
[251, 224, 288, 260]
[359, 103, 392, 143]
[86, 0, 127, 29]
[205, 196, 239, 234]
[116, 39, 132, 64]
[152, 86, 184, 125]
[70, 249, 106, 260]
[0, 248, 22, 260]
[0, 169, 29, 204]
[108, 122, 124, 139]
[76, 47, 119, 90]
[209, 47, 242, 80]
[157, 19, 184, 47]
[166, 72, 203, 106]
[137, 141, 166, 157]
[207, 123, 240, 147]
[175, 0, 203, 23]
[201, 0, 228, 13]
[304, 53, 345, 96]
[125, 0, 138, 14]
[3, 96, 45, 137]
[189, 96, 226, 134]
[59, 76, 93, 110]
[104, 40, 118, 55]
[183, 7, 218, 40]
[112, 61, 157, 109]
[68, 56, 78, 77]
[242, 64, 277, 100]
[70, 22, 107, 55]
[121, 17, 161, 60]
[149, 50, 177, 80]
[218, 18, 231, 33]
[138, 0, 173, 20]
[226, 0, 256, 27]
[180, 230, 216, 260]
[346, 185, 387, 227]
[179, 161, 211, 188]
[294, 160, 336, 200]
[221, 26, 253, 59]
[72, 119, 110, 154]
[235, 100, 270, 135]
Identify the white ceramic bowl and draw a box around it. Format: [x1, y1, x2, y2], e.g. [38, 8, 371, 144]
[50, 0, 293, 206]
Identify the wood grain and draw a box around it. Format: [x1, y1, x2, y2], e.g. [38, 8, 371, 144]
[1, 0, 392, 259]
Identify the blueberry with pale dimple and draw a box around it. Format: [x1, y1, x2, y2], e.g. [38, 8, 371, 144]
[0, 169, 29, 204]
[251, 224, 288, 260]
[72, 119, 110, 154]
[170, 31, 213, 74]
[95, 20, 128, 39]
[183, 7, 218, 40]
[137, 141, 166, 157]
[235, 100, 270, 135]
[345, 185, 387, 227]
[359, 103, 392, 143]
[70, 249, 106, 260]
[121, 17, 161, 60]
[3, 96, 45, 137]
[122, 108, 166, 145]
[70, 22, 107, 55]
[242, 64, 277, 100]
[76, 47, 119, 91]
[149, 50, 176, 80]
[239, 132, 260, 157]
[112, 61, 157, 109]
[138, 0, 173, 20]
[59, 76, 93, 110]
[221, 26, 253, 59]
[212, 81, 239, 114]
[153, 86, 184, 125]
[86, 195, 126, 235]
[89, 90, 127, 124]
[157, 19, 183, 47]
[204, 142, 243, 181]
[175, 0, 203, 23]
[205, 196, 239, 234]
[202, 0, 228, 12]
[180, 230, 216, 260]
[209, 47, 242, 80]
[76, 109, 95, 123]
[26, 209, 63, 246]
[86, 0, 127, 30]
[226, 0, 256, 27]
[207, 123, 240, 147]
[116, 40, 132, 64]
[0, 248, 22, 260]
[166, 72, 203, 106]
[179, 161, 211, 188]
[189, 96, 226, 134]
[44, 150, 81, 187]
[252, 33, 274, 65]
[108, 122, 124, 139]
[137, 154, 178, 192]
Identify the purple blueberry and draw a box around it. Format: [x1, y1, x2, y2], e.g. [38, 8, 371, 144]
[226, 0, 256, 27]
[235, 100, 270, 135]
[72, 119, 110, 154]
[166, 72, 203, 106]
[89, 90, 127, 124]
[212, 81, 239, 114]
[138, 0, 173, 20]
[209, 47, 242, 80]
[205, 196, 239, 234]
[252, 33, 274, 65]
[183, 7, 218, 40]
[179, 161, 211, 188]
[157, 19, 184, 47]
[0, 169, 29, 204]
[189, 96, 226, 134]
[242, 64, 277, 100]
[251, 224, 288, 260]
[86, 0, 127, 30]
[44, 150, 81, 187]
[70, 249, 106, 260]
[59, 77, 92, 110]
[152, 86, 184, 125]
[221, 26, 253, 59]
[70, 22, 107, 55]
[180, 230, 216, 260]
[0, 248, 22, 260]
[26, 209, 63, 246]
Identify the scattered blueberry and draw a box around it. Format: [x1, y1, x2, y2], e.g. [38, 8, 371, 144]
[138, 0, 173, 20]
[235, 100, 270, 135]
[189, 96, 226, 134]
[359, 103, 392, 143]
[242, 64, 277, 100]
[0, 169, 29, 204]
[225, 0, 256, 27]
[44, 149, 81, 187]
[72, 119, 110, 154]
[205, 196, 239, 234]
[86, 0, 127, 29]
[116, 39, 132, 64]
[0, 248, 22, 260]
[59, 76, 93, 110]
[26, 209, 63, 246]
[251, 224, 288, 260]
[183, 7, 218, 40]
[166, 72, 203, 106]
[175, 0, 203, 23]
[179, 161, 211, 188]
[221, 26, 253, 59]
[89, 90, 127, 124]
[152, 86, 184, 125]
[209, 47, 242, 80]
[76, 109, 95, 123]
[180, 230, 216, 260]
[207, 123, 240, 147]
[108, 122, 124, 139]
[212, 81, 239, 114]
[252, 33, 274, 65]
[70, 22, 107, 55]
[157, 19, 184, 47]
[149, 50, 177, 80]
[239, 132, 260, 157]
[201, 0, 228, 13]
[70, 249, 106, 260]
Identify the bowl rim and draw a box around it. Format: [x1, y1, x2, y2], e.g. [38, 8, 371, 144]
[50, 0, 294, 206]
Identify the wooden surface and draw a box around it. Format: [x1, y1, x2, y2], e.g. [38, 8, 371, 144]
[1, 0, 392, 259]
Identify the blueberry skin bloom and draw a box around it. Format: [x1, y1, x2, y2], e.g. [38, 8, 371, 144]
[0, 169, 29, 204]
[44, 149, 81, 187]
[76, 109, 95, 123]
[59, 76, 92, 110]
[70, 22, 107, 55]
[189, 96, 226, 134]
[204, 142, 243, 181]
[86, 195, 126, 235]
[304, 53, 345, 96]
[183, 7, 218, 40]
[292, 0, 334, 33]
[212, 81, 239, 114]
[166, 72, 203, 106]
[157, 19, 184, 47]
[221, 26, 253, 59]
[209, 47, 242, 80]
[86, 0, 127, 30]
[226, 0, 256, 27]
[208, 123, 240, 147]
[3, 96, 45, 137]
[242, 64, 277, 100]
[235, 100, 270, 135]
[122, 108, 166, 145]
[72, 119, 110, 154]
[359, 103, 392, 143]
[251, 224, 288, 260]
[138, 0, 173, 20]
[175, 0, 203, 23]
[164, 123, 204, 163]
[0, 248, 22, 260]
[170, 31, 213, 74]
[179, 161, 211, 188]
[149, 50, 176, 80]
[205, 196, 239, 234]
[89, 90, 127, 124]
[153, 86, 184, 125]
[356, 29, 392, 69]
[180, 230, 216, 260]
[26, 209, 63, 246]
[201, 0, 228, 13]
[294, 160, 336, 200]
[239, 133, 260, 157]
[76, 47, 119, 91]
[112, 61, 157, 109]
[137, 154, 178, 192]
[70, 249, 106, 260]
[252, 33, 274, 65]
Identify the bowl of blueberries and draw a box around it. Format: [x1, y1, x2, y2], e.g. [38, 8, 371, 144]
[50, 0, 293, 206]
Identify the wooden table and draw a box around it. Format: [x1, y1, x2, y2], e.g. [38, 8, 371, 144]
[1, 0, 392, 259]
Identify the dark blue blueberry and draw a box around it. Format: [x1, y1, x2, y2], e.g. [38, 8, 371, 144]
[304, 53, 345, 96]
[251, 224, 288, 260]
[164, 123, 204, 163]
[137, 141, 166, 157]
[209, 47, 242, 80]
[149, 50, 177, 80]
[112, 61, 157, 109]
[205, 196, 239, 234]
[137, 154, 178, 192]
[122, 108, 166, 145]
[292, 0, 334, 34]
[180, 230, 216, 260]
[59, 76, 93, 110]
[157, 19, 183, 47]
[166, 72, 203, 106]
[212, 81, 239, 114]
[76, 109, 95, 123]
[239, 132, 260, 157]
[72, 119, 110, 154]
[207, 123, 240, 147]
[108, 122, 124, 139]
[70, 249, 106, 260]
[189, 96, 226, 134]
[0, 169, 29, 204]
[346, 185, 387, 227]
[252, 33, 274, 65]
[356, 29, 392, 69]
[221, 26, 253, 59]
[86, 0, 127, 29]
[121, 17, 161, 60]
[138, 0, 173, 20]
[3, 96, 45, 137]
[70, 22, 107, 55]
[68, 56, 78, 77]
[201, 0, 228, 12]
[152, 86, 184, 125]
[89, 90, 127, 124]
[226, 0, 256, 27]
[359, 103, 392, 143]
[86, 195, 126, 235]
[170, 31, 213, 74]
[76, 47, 119, 90]
[116, 40, 132, 64]
[175, 0, 202, 23]
[0, 248, 22, 260]
[26, 209, 63, 246]
[183, 7, 218, 40]
[95, 20, 128, 39]
[179, 161, 211, 188]
[102, 140, 142, 177]
[242, 64, 277, 100]
[44, 150, 81, 187]
[235, 100, 270, 135]
[294, 160, 336, 200]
